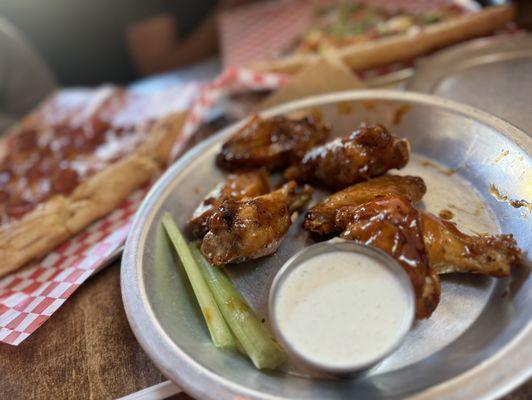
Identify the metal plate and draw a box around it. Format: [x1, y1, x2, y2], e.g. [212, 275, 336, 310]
[406, 34, 532, 134]
[121, 90, 531, 400]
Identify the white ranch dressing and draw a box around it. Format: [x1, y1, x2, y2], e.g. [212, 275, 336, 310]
[274, 251, 412, 369]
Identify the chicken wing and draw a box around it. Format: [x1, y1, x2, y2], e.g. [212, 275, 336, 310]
[201, 181, 313, 265]
[284, 124, 409, 190]
[336, 197, 522, 278]
[421, 213, 522, 277]
[304, 175, 426, 236]
[216, 115, 330, 171]
[338, 195, 440, 319]
[187, 170, 270, 238]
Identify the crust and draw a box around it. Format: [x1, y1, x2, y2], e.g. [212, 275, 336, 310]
[137, 111, 188, 163]
[64, 154, 161, 233]
[251, 6, 515, 75]
[0, 110, 187, 277]
[0, 196, 71, 277]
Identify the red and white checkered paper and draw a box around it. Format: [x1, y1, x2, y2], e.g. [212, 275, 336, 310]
[0, 68, 289, 345]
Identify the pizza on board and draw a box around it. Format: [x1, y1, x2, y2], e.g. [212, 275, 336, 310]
[0, 87, 186, 277]
[251, 2, 515, 74]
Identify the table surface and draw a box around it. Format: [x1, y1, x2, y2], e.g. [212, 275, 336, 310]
[0, 262, 192, 400]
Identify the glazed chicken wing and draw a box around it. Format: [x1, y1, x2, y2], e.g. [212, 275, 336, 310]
[284, 124, 409, 190]
[187, 170, 270, 238]
[338, 195, 440, 319]
[216, 115, 330, 171]
[201, 181, 313, 265]
[304, 175, 426, 236]
[336, 195, 522, 317]
[421, 213, 522, 277]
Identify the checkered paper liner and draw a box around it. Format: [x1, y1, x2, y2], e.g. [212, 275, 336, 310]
[0, 68, 289, 346]
[0, 188, 147, 345]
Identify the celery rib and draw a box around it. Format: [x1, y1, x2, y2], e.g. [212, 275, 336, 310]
[162, 213, 235, 349]
[190, 243, 286, 370]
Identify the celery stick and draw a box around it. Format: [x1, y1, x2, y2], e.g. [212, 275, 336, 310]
[162, 213, 235, 349]
[190, 244, 286, 370]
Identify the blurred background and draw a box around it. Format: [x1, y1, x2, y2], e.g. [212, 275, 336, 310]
[0, 0, 258, 130]
[0, 0, 238, 85]
[1, 0, 527, 84]
[0, 0, 530, 132]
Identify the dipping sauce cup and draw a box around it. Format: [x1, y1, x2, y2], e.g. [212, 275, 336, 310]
[269, 239, 415, 376]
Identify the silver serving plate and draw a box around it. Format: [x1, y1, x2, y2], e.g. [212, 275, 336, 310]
[406, 34, 532, 134]
[121, 90, 531, 400]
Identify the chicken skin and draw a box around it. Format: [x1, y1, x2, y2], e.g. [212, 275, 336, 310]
[201, 181, 313, 265]
[335, 194, 522, 317]
[187, 170, 270, 238]
[284, 124, 409, 190]
[216, 115, 330, 171]
[421, 213, 522, 277]
[338, 195, 441, 319]
[304, 175, 426, 236]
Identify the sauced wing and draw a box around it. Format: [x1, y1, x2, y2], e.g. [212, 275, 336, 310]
[187, 170, 270, 238]
[304, 175, 426, 236]
[201, 181, 313, 265]
[284, 124, 409, 190]
[216, 115, 330, 171]
[338, 195, 440, 319]
[421, 213, 522, 277]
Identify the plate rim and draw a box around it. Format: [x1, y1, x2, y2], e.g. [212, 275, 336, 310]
[406, 33, 532, 94]
[121, 89, 532, 400]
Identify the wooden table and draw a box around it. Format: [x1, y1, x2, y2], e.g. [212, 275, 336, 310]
[0, 261, 191, 400]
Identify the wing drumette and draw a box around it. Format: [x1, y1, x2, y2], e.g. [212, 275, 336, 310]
[304, 175, 426, 236]
[187, 170, 270, 238]
[421, 213, 522, 277]
[216, 115, 330, 171]
[201, 181, 313, 265]
[284, 124, 409, 190]
[338, 195, 441, 319]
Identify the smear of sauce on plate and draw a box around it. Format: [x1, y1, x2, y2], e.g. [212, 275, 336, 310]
[438, 209, 454, 220]
[490, 184, 532, 211]
[362, 101, 377, 111]
[448, 203, 482, 217]
[310, 108, 323, 122]
[492, 150, 509, 164]
[421, 160, 456, 176]
[392, 104, 411, 125]
[337, 101, 354, 115]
